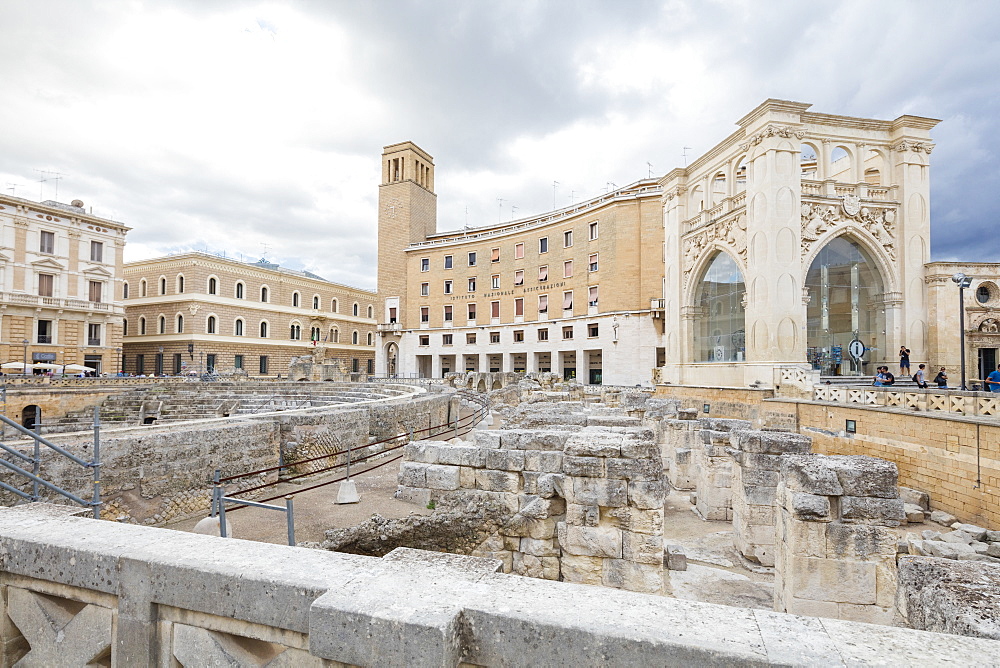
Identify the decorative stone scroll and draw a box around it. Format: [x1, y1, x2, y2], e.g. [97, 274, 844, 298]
[800, 201, 898, 261]
[739, 124, 806, 152]
[681, 214, 748, 287]
[891, 140, 934, 154]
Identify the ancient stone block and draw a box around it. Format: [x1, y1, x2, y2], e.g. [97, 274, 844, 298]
[520, 537, 560, 557]
[602, 559, 663, 594]
[394, 486, 431, 506]
[606, 507, 664, 535]
[665, 544, 687, 571]
[476, 470, 521, 493]
[899, 486, 930, 511]
[930, 510, 958, 526]
[486, 449, 525, 472]
[404, 442, 441, 464]
[621, 531, 663, 565]
[473, 431, 502, 449]
[825, 523, 898, 559]
[424, 465, 461, 491]
[563, 456, 604, 477]
[566, 478, 627, 508]
[620, 441, 660, 460]
[437, 445, 486, 468]
[565, 503, 601, 527]
[557, 523, 622, 558]
[779, 455, 844, 496]
[840, 496, 904, 524]
[627, 480, 665, 510]
[559, 554, 604, 585]
[564, 434, 622, 458]
[954, 524, 989, 541]
[398, 462, 428, 488]
[789, 556, 877, 604]
[605, 457, 660, 481]
[523, 450, 563, 473]
[789, 492, 830, 520]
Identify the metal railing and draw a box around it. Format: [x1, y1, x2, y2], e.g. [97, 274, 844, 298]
[210, 391, 491, 543]
[0, 406, 102, 518]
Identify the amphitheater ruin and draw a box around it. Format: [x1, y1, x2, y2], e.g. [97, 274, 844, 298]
[0, 372, 997, 664]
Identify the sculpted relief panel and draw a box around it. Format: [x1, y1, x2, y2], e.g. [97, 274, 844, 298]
[800, 198, 898, 262]
[681, 214, 747, 288]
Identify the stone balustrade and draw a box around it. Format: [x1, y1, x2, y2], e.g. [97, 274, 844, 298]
[813, 384, 1000, 417]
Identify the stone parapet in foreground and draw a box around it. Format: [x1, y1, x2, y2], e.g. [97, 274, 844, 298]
[0, 504, 997, 666]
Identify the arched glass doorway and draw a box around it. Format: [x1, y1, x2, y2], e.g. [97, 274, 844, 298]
[694, 252, 746, 362]
[805, 236, 885, 376]
[385, 342, 398, 377]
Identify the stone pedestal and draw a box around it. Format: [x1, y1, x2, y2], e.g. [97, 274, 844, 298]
[729, 430, 811, 567]
[774, 454, 904, 624]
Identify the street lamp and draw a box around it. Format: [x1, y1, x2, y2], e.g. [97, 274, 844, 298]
[115, 347, 122, 376]
[157, 346, 164, 376]
[952, 272, 974, 390]
[22, 339, 28, 375]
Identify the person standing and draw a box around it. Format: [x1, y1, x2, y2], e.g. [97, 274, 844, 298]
[934, 367, 948, 388]
[914, 364, 928, 389]
[986, 364, 1000, 393]
[899, 346, 911, 376]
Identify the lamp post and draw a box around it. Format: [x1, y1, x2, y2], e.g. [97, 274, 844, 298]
[22, 339, 28, 375]
[115, 347, 122, 376]
[952, 272, 974, 390]
[157, 346, 164, 377]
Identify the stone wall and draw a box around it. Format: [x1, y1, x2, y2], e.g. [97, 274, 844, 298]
[395, 404, 667, 594]
[693, 418, 749, 521]
[0, 504, 995, 666]
[896, 555, 1000, 639]
[730, 429, 812, 567]
[652, 384, 774, 423]
[766, 398, 1000, 528]
[774, 454, 904, 624]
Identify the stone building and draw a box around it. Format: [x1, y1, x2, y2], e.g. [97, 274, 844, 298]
[375, 143, 665, 386]
[123, 252, 376, 377]
[0, 194, 129, 373]
[376, 100, 945, 389]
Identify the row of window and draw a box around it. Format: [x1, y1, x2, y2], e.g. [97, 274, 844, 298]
[420, 223, 599, 272]
[126, 354, 375, 376]
[421, 256, 599, 295]
[124, 279, 372, 316]
[35, 274, 106, 302]
[124, 316, 374, 345]
[27, 319, 104, 345]
[417, 323, 599, 346]
[419, 288, 599, 323]
[36, 232, 106, 263]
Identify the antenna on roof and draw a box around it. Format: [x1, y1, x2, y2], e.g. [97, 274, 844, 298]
[5, 182, 22, 197]
[569, 190, 575, 205]
[260, 242, 270, 261]
[647, 162, 653, 178]
[682, 147, 692, 167]
[497, 196, 503, 223]
[33, 169, 66, 201]
[553, 181, 559, 209]
[511, 205, 518, 221]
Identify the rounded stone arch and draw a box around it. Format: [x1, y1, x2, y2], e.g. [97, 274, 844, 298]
[289, 319, 303, 340]
[351, 330, 359, 345]
[312, 294, 321, 310]
[688, 248, 747, 363]
[491, 379, 502, 390]
[828, 144, 857, 182]
[176, 273, 186, 294]
[260, 284, 270, 303]
[863, 147, 890, 186]
[384, 341, 398, 376]
[206, 275, 220, 295]
[800, 141, 821, 179]
[710, 170, 728, 206]
[802, 228, 897, 297]
[205, 313, 219, 335]
[292, 290, 301, 307]
[234, 317, 245, 336]
[123, 281, 130, 299]
[688, 185, 705, 212]
[139, 278, 147, 297]
[175, 312, 185, 334]
[732, 153, 749, 192]
[234, 280, 246, 299]
[684, 245, 747, 306]
[367, 304, 374, 319]
[139, 316, 146, 335]
[157, 313, 167, 334]
[352, 302, 360, 317]
[158, 275, 168, 295]
[22, 405, 40, 430]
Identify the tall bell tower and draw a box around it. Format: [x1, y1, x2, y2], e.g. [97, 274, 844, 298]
[376, 142, 437, 374]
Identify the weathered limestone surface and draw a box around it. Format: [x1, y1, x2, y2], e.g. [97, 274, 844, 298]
[730, 429, 812, 566]
[774, 454, 903, 625]
[693, 418, 750, 521]
[896, 555, 1000, 639]
[0, 505, 997, 667]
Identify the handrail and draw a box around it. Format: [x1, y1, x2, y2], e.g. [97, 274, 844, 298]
[0, 414, 92, 467]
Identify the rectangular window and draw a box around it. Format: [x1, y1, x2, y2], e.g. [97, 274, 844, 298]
[563, 290, 573, 311]
[589, 285, 599, 307]
[468, 277, 476, 292]
[90, 241, 104, 262]
[491, 274, 500, 289]
[420, 282, 429, 296]
[490, 331, 500, 344]
[468, 251, 477, 266]
[389, 307, 397, 323]
[420, 258, 429, 272]
[419, 335, 430, 346]
[87, 323, 101, 346]
[514, 243, 524, 259]
[563, 326, 574, 340]
[538, 265, 548, 282]
[588, 323, 599, 338]
[89, 280, 102, 303]
[491, 300, 500, 319]
[173, 353, 182, 375]
[444, 280, 453, 294]
[260, 356, 270, 374]
[352, 358, 360, 373]
[420, 307, 429, 323]
[444, 255, 453, 269]
[513, 329, 524, 342]
[442, 334, 453, 345]
[563, 230, 573, 248]
[538, 294, 548, 313]
[491, 247, 500, 263]
[37, 273, 54, 297]
[589, 253, 598, 272]
[206, 353, 217, 374]
[563, 260, 573, 278]
[234, 354, 244, 370]
[514, 270, 524, 286]
[367, 359, 375, 374]
[538, 328, 549, 341]
[539, 237, 548, 253]
[468, 303, 477, 320]
[38, 320, 52, 343]
[443, 305, 453, 321]
[39, 230, 54, 254]
[466, 333, 476, 344]
[589, 221, 599, 240]
[136, 354, 145, 375]
[514, 298, 524, 316]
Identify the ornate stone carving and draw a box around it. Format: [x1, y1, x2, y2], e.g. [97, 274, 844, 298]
[739, 125, 806, 152]
[978, 318, 999, 333]
[800, 200, 898, 261]
[891, 140, 934, 154]
[681, 214, 747, 287]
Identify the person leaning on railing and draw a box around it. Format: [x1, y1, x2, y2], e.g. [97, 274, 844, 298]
[987, 364, 1000, 393]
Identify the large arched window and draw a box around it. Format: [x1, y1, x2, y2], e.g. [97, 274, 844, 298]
[805, 236, 885, 376]
[207, 316, 217, 334]
[208, 277, 218, 295]
[139, 317, 146, 335]
[694, 252, 745, 362]
[353, 302, 359, 317]
[352, 330, 359, 345]
[259, 321, 269, 338]
[235, 281, 245, 299]
[235, 319, 244, 336]
[290, 323, 301, 340]
[292, 291, 300, 307]
[158, 316, 165, 334]
[176, 314, 184, 333]
[260, 286, 269, 302]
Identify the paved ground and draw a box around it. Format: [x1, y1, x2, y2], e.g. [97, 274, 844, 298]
[168, 458, 429, 545]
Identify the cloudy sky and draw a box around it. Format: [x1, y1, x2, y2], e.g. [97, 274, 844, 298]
[1, 1, 998, 289]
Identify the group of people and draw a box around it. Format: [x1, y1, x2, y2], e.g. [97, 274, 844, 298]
[874, 345, 1000, 391]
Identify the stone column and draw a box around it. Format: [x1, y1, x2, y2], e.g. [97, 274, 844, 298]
[729, 429, 811, 567]
[774, 454, 904, 624]
[662, 409, 700, 491]
[659, 185, 688, 384]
